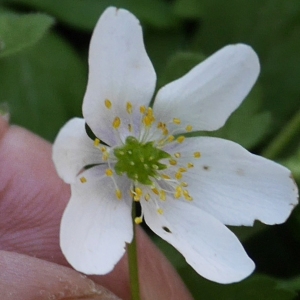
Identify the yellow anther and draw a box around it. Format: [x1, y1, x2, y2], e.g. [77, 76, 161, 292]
[157, 122, 163, 129]
[159, 190, 166, 201]
[174, 152, 181, 158]
[134, 195, 140, 202]
[169, 159, 177, 166]
[176, 186, 183, 193]
[186, 125, 193, 132]
[173, 118, 181, 125]
[194, 152, 201, 158]
[116, 189, 122, 200]
[181, 182, 188, 187]
[174, 186, 182, 199]
[100, 146, 107, 152]
[128, 124, 132, 132]
[162, 174, 171, 180]
[183, 190, 193, 201]
[179, 167, 187, 173]
[80, 177, 87, 183]
[135, 187, 143, 196]
[144, 193, 150, 201]
[105, 99, 112, 109]
[143, 116, 154, 127]
[147, 107, 154, 117]
[187, 163, 194, 168]
[105, 169, 113, 177]
[140, 105, 146, 114]
[94, 138, 100, 147]
[157, 208, 164, 215]
[175, 172, 183, 180]
[152, 188, 159, 195]
[163, 128, 169, 136]
[113, 117, 121, 129]
[143, 107, 155, 126]
[102, 152, 109, 161]
[126, 102, 133, 114]
[177, 136, 185, 143]
[167, 135, 175, 142]
[135, 217, 143, 224]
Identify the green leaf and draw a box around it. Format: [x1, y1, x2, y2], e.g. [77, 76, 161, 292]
[173, 0, 204, 19]
[145, 29, 184, 80]
[153, 236, 295, 299]
[158, 51, 205, 88]
[281, 147, 300, 183]
[181, 272, 296, 300]
[278, 275, 300, 293]
[3, 0, 176, 30]
[192, 0, 300, 135]
[185, 87, 272, 150]
[0, 12, 54, 57]
[0, 32, 86, 141]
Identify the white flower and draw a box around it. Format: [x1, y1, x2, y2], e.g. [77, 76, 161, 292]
[52, 7, 298, 284]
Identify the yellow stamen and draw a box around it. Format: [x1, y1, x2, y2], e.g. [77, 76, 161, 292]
[94, 138, 100, 147]
[169, 159, 177, 166]
[116, 189, 122, 200]
[174, 186, 182, 198]
[134, 195, 140, 202]
[162, 174, 171, 180]
[157, 208, 164, 215]
[159, 190, 166, 201]
[105, 169, 113, 177]
[152, 188, 159, 195]
[135, 217, 143, 224]
[113, 117, 121, 129]
[186, 125, 193, 132]
[140, 106, 146, 114]
[174, 152, 181, 158]
[102, 152, 109, 161]
[100, 146, 107, 152]
[187, 163, 194, 168]
[105, 99, 112, 109]
[163, 128, 169, 136]
[167, 135, 175, 142]
[181, 182, 188, 187]
[128, 124, 132, 132]
[135, 187, 143, 196]
[80, 177, 87, 183]
[194, 151, 201, 158]
[173, 118, 181, 125]
[126, 102, 133, 114]
[177, 136, 185, 143]
[183, 190, 193, 201]
[179, 167, 187, 173]
[175, 172, 183, 180]
[144, 193, 150, 201]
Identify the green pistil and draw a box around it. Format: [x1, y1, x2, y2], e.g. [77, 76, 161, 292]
[114, 136, 170, 185]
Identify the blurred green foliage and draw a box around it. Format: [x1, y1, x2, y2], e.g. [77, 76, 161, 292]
[0, 0, 299, 299]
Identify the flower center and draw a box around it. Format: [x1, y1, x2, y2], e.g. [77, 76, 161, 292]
[113, 136, 170, 185]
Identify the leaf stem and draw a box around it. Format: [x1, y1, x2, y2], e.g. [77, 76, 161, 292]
[127, 203, 141, 300]
[262, 108, 300, 160]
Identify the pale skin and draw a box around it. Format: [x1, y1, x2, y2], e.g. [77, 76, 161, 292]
[0, 116, 193, 300]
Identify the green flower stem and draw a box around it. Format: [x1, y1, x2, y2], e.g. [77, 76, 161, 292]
[127, 203, 141, 300]
[262, 108, 300, 160]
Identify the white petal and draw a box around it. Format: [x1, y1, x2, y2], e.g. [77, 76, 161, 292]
[83, 7, 156, 146]
[141, 197, 254, 283]
[52, 118, 103, 184]
[60, 166, 133, 275]
[173, 137, 298, 226]
[153, 44, 260, 132]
